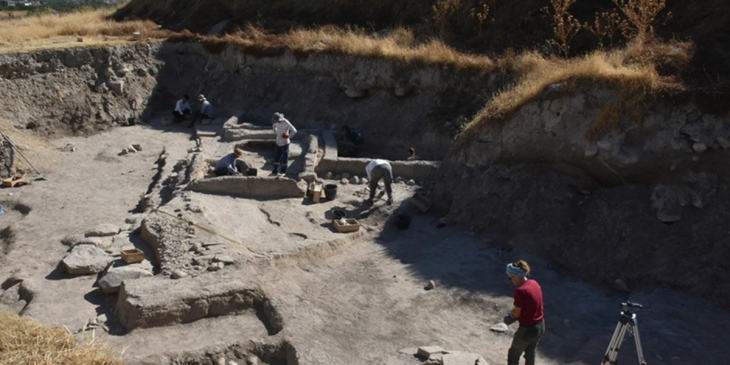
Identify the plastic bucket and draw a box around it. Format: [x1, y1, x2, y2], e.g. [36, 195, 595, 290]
[395, 214, 411, 230]
[333, 209, 347, 220]
[324, 184, 338, 200]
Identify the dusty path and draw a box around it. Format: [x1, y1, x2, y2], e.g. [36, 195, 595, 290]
[1, 124, 729, 365]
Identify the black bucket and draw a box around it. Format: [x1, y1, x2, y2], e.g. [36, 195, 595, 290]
[333, 209, 347, 220]
[324, 184, 338, 200]
[246, 168, 258, 176]
[395, 214, 411, 230]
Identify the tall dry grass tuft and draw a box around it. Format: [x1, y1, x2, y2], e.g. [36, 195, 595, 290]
[432, 0, 462, 36]
[0, 311, 122, 365]
[0, 8, 158, 48]
[180, 25, 495, 70]
[584, 10, 626, 49]
[465, 49, 669, 132]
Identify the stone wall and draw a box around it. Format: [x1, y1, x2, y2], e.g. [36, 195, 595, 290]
[0, 140, 14, 178]
[187, 176, 307, 199]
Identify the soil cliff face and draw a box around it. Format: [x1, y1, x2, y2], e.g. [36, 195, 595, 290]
[435, 86, 730, 305]
[0, 42, 493, 160]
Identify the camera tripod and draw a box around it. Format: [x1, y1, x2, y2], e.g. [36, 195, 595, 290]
[600, 301, 647, 365]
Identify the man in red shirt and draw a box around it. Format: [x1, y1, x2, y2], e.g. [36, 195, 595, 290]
[506, 260, 545, 365]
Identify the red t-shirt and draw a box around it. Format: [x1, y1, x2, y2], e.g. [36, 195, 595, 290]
[514, 279, 544, 326]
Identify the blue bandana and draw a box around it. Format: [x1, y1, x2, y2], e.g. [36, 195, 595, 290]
[506, 263, 527, 278]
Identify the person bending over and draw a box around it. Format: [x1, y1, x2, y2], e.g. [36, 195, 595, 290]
[365, 159, 393, 205]
[214, 148, 244, 176]
[505, 260, 545, 365]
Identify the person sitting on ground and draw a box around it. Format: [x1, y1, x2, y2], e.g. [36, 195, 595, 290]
[505, 260, 545, 365]
[214, 148, 244, 176]
[407, 147, 419, 161]
[172, 94, 191, 122]
[272, 112, 297, 175]
[192, 94, 214, 127]
[365, 159, 393, 205]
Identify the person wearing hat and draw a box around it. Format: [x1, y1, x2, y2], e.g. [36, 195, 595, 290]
[505, 260, 545, 365]
[214, 148, 245, 176]
[271, 112, 297, 175]
[407, 147, 419, 161]
[193, 94, 214, 128]
[172, 94, 191, 122]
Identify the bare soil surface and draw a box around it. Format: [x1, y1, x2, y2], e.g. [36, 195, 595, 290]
[2, 123, 730, 365]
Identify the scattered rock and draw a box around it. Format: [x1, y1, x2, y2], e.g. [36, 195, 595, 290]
[406, 179, 416, 186]
[76, 237, 111, 249]
[326, 172, 333, 179]
[395, 176, 404, 184]
[657, 211, 681, 223]
[127, 147, 137, 154]
[361, 178, 368, 185]
[584, 144, 598, 157]
[398, 348, 418, 356]
[172, 270, 188, 279]
[85, 223, 120, 237]
[202, 242, 223, 248]
[417, 346, 445, 359]
[190, 242, 203, 252]
[135, 68, 147, 77]
[214, 255, 235, 265]
[217, 357, 227, 365]
[442, 352, 488, 365]
[490, 323, 509, 333]
[106, 79, 124, 95]
[614, 278, 630, 292]
[0, 283, 27, 314]
[245, 354, 259, 365]
[97, 313, 107, 325]
[98, 264, 153, 294]
[350, 176, 360, 184]
[119, 149, 128, 156]
[716, 137, 730, 150]
[693, 143, 707, 154]
[425, 280, 436, 291]
[228, 361, 239, 365]
[340, 178, 349, 185]
[208, 262, 224, 271]
[125, 216, 138, 225]
[597, 140, 612, 151]
[61, 233, 86, 247]
[132, 144, 143, 152]
[61, 245, 114, 276]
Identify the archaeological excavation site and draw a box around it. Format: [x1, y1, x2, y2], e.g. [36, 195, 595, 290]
[1, 1, 730, 365]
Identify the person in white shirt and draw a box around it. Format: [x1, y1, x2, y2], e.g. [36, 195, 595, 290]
[272, 112, 297, 175]
[365, 159, 393, 205]
[172, 94, 191, 122]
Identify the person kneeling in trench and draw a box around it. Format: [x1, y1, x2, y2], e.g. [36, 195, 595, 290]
[365, 159, 393, 205]
[214, 148, 245, 176]
[272, 112, 297, 175]
[504, 260, 545, 365]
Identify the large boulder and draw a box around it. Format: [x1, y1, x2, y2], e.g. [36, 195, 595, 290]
[61, 245, 113, 276]
[85, 223, 120, 237]
[97, 262, 153, 294]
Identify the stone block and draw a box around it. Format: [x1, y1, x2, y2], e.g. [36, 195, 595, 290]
[188, 176, 307, 200]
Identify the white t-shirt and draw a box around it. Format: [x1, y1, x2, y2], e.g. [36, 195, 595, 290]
[365, 159, 389, 180]
[175, 99, 191, 113]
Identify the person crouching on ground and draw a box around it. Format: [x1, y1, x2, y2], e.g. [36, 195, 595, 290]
[407, 147, 418, 161]
[505, 260, 545, 365]
[365, 159, 393, 205]
[193, 94, 214, 127]
[172, 94, 191, 122]
[272, 112, 297, 175]
[214, 148, 244, 176]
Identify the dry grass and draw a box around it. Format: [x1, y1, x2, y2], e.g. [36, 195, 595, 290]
[171, 25, 495, 71]
[465, 46, 675, 132]
[0, 8, 158, 50]
[0, 311, 122, 365]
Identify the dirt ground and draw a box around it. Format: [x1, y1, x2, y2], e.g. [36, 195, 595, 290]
[2, 122, 730, 365]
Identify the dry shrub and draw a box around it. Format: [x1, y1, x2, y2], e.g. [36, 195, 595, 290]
[613, 0, 672, 41]
[433, 0, 462, 36]
[584, 10, 626, 49]
[0, 9, 158, 47]
[543, 0, 583, 57]
[0, 311, 122, 365]
[470, 4, 490, 37]
[585, 104, 621, 141]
